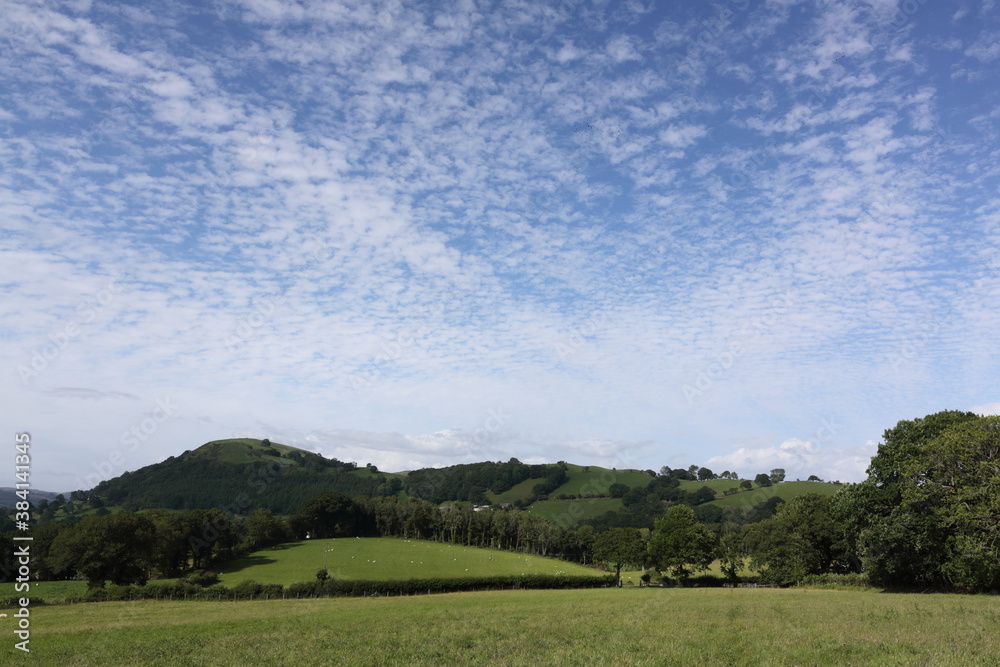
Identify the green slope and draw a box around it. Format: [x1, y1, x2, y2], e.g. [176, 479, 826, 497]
[706, 481, 841, 507]
[550, 464, 654, 497]
[215, 537, 604, 586]
[524, 498, 622, 526]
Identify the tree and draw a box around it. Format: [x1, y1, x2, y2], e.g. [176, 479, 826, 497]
[807, 475, 822, 482]
[739, 480, 753, 491]
[647, 505, 715, 583]
[47, 513, 157, 587]
[292, 491, 363, 539]
[697, 467, 715, 481]
[593, 527, 646, 585]
[717, 523, 746, 583]
[244, 508, 290, 550]
[608, 483, 630, 498]
[840, 410, 990, 589]
[769, 468, 786, 484]
[754, 473, 772, 488]
[745, 493, 855, 585]
[686, 486, 716, 506]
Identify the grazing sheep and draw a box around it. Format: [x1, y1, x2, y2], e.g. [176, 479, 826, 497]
[0, 613, 7, 618]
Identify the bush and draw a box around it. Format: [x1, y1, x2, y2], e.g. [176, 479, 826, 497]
[185, 571, 220, 587]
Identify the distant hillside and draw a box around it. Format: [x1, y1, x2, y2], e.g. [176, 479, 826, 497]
[86, 438, 403, 515]
[0, 488, 60, 508]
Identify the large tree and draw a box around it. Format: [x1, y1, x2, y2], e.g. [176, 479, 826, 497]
[841, 410, 996, 590]
[593, 527, 646, 585]
[292, 491, 363, 539]
[47, 513, 157, 587]
[647, 505, 715, 582]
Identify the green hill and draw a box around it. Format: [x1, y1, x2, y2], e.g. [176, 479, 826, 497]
[525, 498, 623, 526]
[86, 439, 403, 514]
[215, 537, 604, 586]
[549, 464, 655, 497]
[706, 481, 841, 507]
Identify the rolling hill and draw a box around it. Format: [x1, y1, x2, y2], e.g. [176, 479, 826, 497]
[86, 438, 404, 514]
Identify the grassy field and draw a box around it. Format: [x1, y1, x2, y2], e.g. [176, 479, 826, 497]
[524, 498, 622, 527]
[9, 587, 1000, 665]
[215, 537, 604, 586]
[707, 481, 841, 508]
[486, 476, 548, 503]
[551, 464, 654, 497]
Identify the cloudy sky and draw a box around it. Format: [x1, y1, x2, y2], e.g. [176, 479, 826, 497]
[3, 0, 998, 492]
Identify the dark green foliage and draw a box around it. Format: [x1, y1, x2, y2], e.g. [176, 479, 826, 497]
[745, 493, 856, 585]
[842, 411, 999, 591]
[58, 573, 615, 605]
[404, 458, 562, 503]
[686, 486, 716, 506]
[84, 440, 402, 515]
[647, 505, 716, 581]
[754, 474, 772, 488]
[608, 483, 630, 498]
[47, 513, 157, 588]
[291, 491, 363, 539]
[593, 527, 646, 584]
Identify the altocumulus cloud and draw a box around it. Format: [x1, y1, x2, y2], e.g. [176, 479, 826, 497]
[0, 0, 998, 488]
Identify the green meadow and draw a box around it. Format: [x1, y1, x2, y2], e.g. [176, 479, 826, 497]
[215, 537, 604, 586]
[9, 588, 1000, 666]
[705, 480, 840, 508]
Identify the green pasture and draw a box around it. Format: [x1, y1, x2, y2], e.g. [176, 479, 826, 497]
[486, 476, 547, 503]
[707, 481, 840, 508]
[524, 498, 623, 526]
[215, 537, 604, 586]
[551, 464, 654, 497]
[9, 588, 1000, 666]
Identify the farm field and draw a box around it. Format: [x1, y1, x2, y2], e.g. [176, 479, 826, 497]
[215, 537, 603, 586]
[706, 480, 841, 508]
[524, 497, 622, 526]
[10, 588, 1000, 666]
[550, 464, 654, 497]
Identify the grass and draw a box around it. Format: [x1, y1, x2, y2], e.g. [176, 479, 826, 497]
[214, 537, 604, 587]
[706, 480, 840, 508]
[550, 464, 654, 497]
[0, 579, 89, 601]
[524, 498, 623, 527]
[10, 587, 1000, 665]
[486, 476, 548, 503]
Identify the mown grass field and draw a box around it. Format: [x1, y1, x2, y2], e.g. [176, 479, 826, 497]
[8, 587, 1000, 666]
[215, 537, 603, 586]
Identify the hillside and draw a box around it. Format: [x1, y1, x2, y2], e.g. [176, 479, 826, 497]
[705, 480, 841, 507]
[0, 487, 60, 508]
[86, 439, 403, 514]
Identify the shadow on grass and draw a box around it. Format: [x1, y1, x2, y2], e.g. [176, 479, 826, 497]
[215, 553, 279, 573]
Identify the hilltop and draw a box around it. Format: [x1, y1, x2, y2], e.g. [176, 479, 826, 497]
[85, 438, 403, 515]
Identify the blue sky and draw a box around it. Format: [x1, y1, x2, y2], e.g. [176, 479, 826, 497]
[2, 0, 998, 492]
